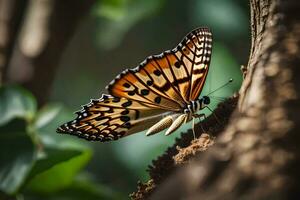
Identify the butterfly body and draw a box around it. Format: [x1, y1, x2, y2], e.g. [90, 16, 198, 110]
[146, 96, 211, 136]
[57, 27, 213, 142]
[183, 96, 210, 116]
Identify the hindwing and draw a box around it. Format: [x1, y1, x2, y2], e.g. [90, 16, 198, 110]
[57, 95, 167, 141]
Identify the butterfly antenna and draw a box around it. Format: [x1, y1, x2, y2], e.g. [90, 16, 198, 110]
[209, 96, 227, 101]
[208, 97, 223, 102]
[209, 63, 212, 93]
[206, 78, 233, 96]
[196, 114, 206, 133]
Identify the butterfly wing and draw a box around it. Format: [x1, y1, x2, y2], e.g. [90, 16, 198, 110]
[106, 27, 212, 104]
[171, 27, 213, 101]
[57, 95, 168, 141]
[57, 27, 213, 141]
[185, 28, 212, 100]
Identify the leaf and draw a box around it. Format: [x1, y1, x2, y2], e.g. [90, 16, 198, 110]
[0, 85, 37, 126]
[0, 119, 35, 195]
[25, 147, 83, 183]
[0, 86, 37, 195]
[24, 174, 123, 200]
[0, 85, 94, 197]
[24, 103, 93, 193]
[34, 104, 62, 130]
[25, 149, 92, 193]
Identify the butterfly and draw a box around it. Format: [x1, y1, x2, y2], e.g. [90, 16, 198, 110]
[57, 27, 213, 142]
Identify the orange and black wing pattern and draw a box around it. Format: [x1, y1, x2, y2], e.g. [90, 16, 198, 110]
[57, 95, 166, 141]
[107, 27, 212, 103]
[57, 27, 213, 141]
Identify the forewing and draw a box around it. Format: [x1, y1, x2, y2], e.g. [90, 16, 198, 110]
[57, 95, 167, 142]
[185, 28, 212, 100]
[106, 27, 212, 105]
[106, 57, 186, 110]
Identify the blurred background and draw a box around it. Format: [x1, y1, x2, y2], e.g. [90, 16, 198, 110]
[0, 0, 249, 199]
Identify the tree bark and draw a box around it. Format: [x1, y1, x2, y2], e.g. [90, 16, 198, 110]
[0, 0, 28, 85]
[144, 0, 300, 199]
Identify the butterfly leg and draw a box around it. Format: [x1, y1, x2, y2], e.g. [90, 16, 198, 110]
[194, 113, 206, 120]
[192, 117, 196, 139]
[206, 106, 221, 125]
[193, 113, 206, 133]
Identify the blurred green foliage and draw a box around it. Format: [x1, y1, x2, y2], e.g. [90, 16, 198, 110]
[191, 0, 249, 40]
[1, 0, 249, 199]
[93, 0, 166, 49]
[0, 86, 120, 199]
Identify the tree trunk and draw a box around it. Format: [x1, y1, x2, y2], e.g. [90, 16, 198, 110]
[0, 0, 95, 106]
[132, 0, 300, 199]
[0, 0, 28, 84]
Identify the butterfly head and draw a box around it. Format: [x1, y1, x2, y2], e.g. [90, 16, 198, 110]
[202, 96, 210, 106]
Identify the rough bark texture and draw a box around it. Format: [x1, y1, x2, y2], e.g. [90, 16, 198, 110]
[132, 0, 300, 199]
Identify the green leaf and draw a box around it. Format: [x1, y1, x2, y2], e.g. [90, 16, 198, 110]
[0, 119, 35, 195]
[25, 149, 92, 193]
[34, 104, 62, 130]
[0, 85, 94, 197]
[25, 103, 93, 193]
[24, 174, 123, 200]
[25, 147, 83, 183]
[0, 85, 37, 195]
[0, 85, 37, 126]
